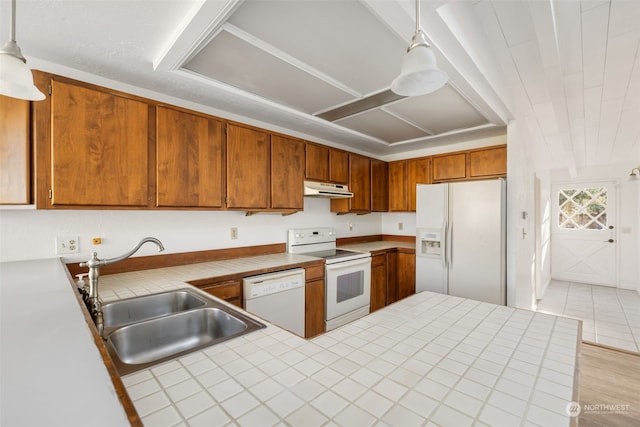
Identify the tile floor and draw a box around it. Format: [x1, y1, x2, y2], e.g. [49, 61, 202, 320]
[536, 280, 640, 353]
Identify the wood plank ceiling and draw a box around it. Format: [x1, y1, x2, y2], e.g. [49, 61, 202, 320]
[3, 0, 639, 171]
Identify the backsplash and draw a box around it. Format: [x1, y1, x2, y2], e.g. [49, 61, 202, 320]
[0, 198, 383, 263]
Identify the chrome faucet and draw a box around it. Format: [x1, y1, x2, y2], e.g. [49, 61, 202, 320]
[79, 237, 165, 337]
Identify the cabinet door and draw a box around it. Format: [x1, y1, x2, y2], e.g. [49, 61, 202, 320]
[349, 153, 371, 212]
[271, 135, 304, 209]
[407, 157, 431, 211]
[370, 253, 387, 312]
[305, 143, 329, 181]
[397, 251, 416, 300]
[305, 278, 325, 338]
[432, 153, 467, 182]
[469, 146, 506, 178]
[0, 96, 30, 204]
[371, 159, 389, 212]
[386, 250, 398, 304]
[226, 123, 269, 209]
[329, 148, 349, 184]
[388, 161, 407, 211]
[50, 80, 149, 206]
[156, 106, 223, 208]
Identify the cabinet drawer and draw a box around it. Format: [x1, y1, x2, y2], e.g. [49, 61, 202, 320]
[200, 281, 241, 301]
[305, 265, 325, 282]
[371, 253, 387, 267]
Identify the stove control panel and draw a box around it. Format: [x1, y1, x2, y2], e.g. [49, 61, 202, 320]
[287, 227, 336, 247]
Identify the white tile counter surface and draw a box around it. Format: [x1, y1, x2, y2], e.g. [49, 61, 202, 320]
[99, 259, 581, 427]
[339, 241, 415, 253]
[0, 259, 130, 427]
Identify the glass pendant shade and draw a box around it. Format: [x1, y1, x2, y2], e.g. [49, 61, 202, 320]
[391, 38, 447, 97]
[0, 50, 45, 101]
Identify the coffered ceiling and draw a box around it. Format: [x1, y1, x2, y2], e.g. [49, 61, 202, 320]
[2, 0, 638, 171]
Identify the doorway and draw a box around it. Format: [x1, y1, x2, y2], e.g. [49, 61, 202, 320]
[550, 181, 617, 287]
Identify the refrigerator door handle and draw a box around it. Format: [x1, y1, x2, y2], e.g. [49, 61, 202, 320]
[448, 221, 453, 268]
[441, 223, 448, 267]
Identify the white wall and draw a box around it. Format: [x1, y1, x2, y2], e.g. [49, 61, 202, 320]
[505, 121, 538, 310]
[0, 198, 382, 263]
[549, 163, 640, 291]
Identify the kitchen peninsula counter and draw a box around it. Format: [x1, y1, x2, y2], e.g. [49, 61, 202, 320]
[100, 261, 580, 427]
[1, 256, 581, 427]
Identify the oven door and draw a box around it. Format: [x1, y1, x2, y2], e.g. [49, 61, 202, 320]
[325, 257, 371, 322]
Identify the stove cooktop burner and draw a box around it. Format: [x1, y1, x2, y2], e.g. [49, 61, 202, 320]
[302, 248, 369, 264]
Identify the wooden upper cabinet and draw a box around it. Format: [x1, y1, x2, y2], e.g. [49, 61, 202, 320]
[469, 146, 507, 178]
[348, 153, 371, 212]
[156, 106, 224, 208]
[49, 80, 149, 206]
[329, 149, 349, 184]
[226, 123, 270, 209]
[305, 143, 348, 185]
[0, 96, 31, 204]
[330, 153, 371, 213]
[388, 160, 407, 211]
[271, 135, 305, 210]
[371, 159, 388, 212]
[432, 152, 467, 182]
[407, 157, 431, 211]
[305, 143, 329, 182]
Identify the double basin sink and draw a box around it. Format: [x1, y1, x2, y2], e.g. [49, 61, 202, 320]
[101, 289, 265, 375]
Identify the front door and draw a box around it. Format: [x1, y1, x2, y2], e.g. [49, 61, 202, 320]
[551, 181, 617, 286]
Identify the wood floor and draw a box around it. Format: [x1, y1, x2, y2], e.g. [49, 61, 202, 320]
[578, 343, 640, 426]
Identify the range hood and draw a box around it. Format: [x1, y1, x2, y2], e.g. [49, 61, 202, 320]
[304, 181, 353, 199]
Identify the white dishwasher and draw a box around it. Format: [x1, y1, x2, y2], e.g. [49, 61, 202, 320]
[243, 268, 305, 337]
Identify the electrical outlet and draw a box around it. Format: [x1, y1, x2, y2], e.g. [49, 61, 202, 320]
[398, 222, 404, 230]
[230, 227, 238, 240]
[56, 236, 79, 255]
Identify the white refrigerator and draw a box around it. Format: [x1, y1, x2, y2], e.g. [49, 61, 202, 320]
[416, 179, 506, 305]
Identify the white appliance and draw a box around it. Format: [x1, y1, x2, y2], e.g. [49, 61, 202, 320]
[416, 179, 506, 305]
[243, 268, 306, 337]
[303, 181, 353, 198]
[287, 228, 371, 331]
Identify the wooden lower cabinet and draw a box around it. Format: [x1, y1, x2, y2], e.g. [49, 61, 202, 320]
[370, 253, 387, 312]
[397, 250, 416, 300]
[199, 279, 242, 307]
[305, 264, 325, 338]
[370, 248, 415, 309]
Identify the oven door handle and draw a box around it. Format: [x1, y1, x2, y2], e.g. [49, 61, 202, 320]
[325, 257, 371, 271]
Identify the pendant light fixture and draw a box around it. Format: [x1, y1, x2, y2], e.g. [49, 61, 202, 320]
[0, 0, 45, 101]
[391, 0, 447, 97]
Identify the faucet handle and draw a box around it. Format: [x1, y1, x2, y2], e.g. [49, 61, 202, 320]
[79, 252, 100, 268]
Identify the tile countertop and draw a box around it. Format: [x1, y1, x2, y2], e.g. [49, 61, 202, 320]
[99, 259, 581, 427]
[0, 258, 130, 427]
[339, 240, 416, 253]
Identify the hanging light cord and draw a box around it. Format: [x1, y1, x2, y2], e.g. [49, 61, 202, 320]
[1, 0, 26, 62]
[407, 0, 430, 52]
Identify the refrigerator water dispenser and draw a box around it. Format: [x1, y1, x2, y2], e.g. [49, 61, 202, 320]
[418, 229, 442, 257]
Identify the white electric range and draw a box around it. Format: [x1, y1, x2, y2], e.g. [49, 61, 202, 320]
[287, 228, 371, 331]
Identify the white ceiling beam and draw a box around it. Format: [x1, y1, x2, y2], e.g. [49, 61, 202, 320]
[153, 0, 243, 71]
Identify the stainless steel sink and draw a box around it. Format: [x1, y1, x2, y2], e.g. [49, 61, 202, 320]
[102, 289, 206, 329]
[103, 291, 265, 376]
